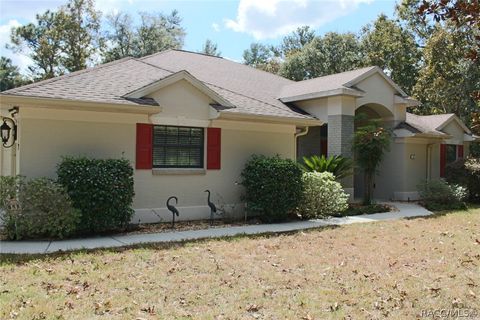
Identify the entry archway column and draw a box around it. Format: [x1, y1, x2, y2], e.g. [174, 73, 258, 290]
[326, 96, 356, 199]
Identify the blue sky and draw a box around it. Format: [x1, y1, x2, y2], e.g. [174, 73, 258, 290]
[0, 0, 397, 72]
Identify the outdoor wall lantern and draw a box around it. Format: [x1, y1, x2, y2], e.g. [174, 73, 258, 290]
[1, 107, 18, 148]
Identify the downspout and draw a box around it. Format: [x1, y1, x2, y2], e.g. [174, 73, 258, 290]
[294, 127, 309, 161]
[426, 143, 434, 181]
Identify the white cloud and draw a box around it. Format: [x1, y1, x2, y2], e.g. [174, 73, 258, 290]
[0, 19, 33, 73]
[212, 22, 220, 32]
[225, 0, 373, 39]
[95, 0, 135, 16]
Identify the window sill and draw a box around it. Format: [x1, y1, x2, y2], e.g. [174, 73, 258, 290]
[152, 168, 206, 175]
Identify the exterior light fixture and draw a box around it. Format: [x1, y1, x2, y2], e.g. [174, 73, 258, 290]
[1, 107, 18, 148]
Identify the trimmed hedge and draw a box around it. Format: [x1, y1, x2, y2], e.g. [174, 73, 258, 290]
[57, 157, 135, 233]
[241, 155, 303, 222]
[0, 176, 80, 240]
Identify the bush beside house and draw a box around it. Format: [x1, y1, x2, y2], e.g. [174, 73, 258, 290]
[297, 172, 349, 219]
[445, 157, 480, 203]
[241, 155, 303, 222]
[57, 157, 135, 233]
[301, 155, 354, 180]
[0, 176, 80, 240]
[417, 179, 467, 211]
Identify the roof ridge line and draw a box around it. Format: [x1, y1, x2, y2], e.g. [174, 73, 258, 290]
[138, 49, 175, 61]
[134, 58, 177, 74]
[3, 57, 134, 95]
[204, 81, 311, 118]
[141, 49, 296, 84]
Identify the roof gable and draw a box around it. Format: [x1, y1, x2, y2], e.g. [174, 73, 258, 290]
[278, 66, 408, 103]
[123, 70, 234, 109]
[344, 66, 407, 97]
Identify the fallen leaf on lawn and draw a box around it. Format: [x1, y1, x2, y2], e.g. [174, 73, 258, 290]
[467, 290, 476, 298]
[246, 304, 260, 312]
[329, 302, 339, 312]
[140, 306, 156, 315]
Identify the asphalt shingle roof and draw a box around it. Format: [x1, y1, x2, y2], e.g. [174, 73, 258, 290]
[3, 50, 402, 122]
[404, 112, 454, 136]
[278, 66, 376, 99]
[2, 50, 316, 120]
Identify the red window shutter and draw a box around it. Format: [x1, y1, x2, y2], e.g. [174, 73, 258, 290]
[136, 123, 153, 169]
[440, 144, 446, 178]
[207, 128, 221, 170]
[457, 145, 464, 159]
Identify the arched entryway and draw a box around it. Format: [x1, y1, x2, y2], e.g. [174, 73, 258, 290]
[354, 103, 394, 200]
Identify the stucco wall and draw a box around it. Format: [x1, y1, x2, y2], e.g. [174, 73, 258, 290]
[355, 73, 396, 117]
[354, 141, 430, 201]
[16, 105, 295, 222]
[443, 121, 466, 145]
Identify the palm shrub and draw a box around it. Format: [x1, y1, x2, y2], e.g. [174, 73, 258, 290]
[241, 155, 303, 222]
[301, 155, 353, 180]
[57, 157, 135, 233]
[297, 172, 349, 219]
[353, 119, 392, 205]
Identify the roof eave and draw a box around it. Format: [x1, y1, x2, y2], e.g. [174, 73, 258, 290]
[0, 94, 162, 114]
[218, 111, 323, 126]
[279, 87, 364, 103]
[395, 95, 420, 106]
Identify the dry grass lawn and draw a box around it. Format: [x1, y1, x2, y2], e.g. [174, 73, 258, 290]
[1, 208, 479, 319]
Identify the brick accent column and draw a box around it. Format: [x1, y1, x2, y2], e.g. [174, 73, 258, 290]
[327, 114, 354, 159]
[326, 100, 355, 192]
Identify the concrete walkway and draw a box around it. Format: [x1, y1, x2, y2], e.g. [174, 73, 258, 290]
[0, 202, 432, 255]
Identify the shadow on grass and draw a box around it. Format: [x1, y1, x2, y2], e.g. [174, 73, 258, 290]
[405, 203, 479, 221]
[0, 224, 340, 265]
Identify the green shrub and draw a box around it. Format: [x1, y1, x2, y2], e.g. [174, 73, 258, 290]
[0, 176, 80, 240]
[297, 172, 349, 219]
[301, 155, 354, 180]
[445, 157, 480, 203]
[241, 155, 303, 222]
[417, 179, 467, 211]
[57, 157, 135, 233]
[338, 203, 390, 217]
[0, 175, 22, 208]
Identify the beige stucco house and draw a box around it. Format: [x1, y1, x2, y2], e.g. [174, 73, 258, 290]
[0, 50, 477, 222]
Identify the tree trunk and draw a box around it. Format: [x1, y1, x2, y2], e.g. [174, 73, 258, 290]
[363, 170, 374, 205]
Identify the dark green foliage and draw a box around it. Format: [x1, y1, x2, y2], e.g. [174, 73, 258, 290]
[0, 176, 80, 240]
[241, 155, 303, 222]
[337, 203, 391, 217]
[353, 118, 392, 205]
[103, 10, 185, 62]
[445, 157, 480, 203]
[0, 57, 27, 91]
[57, 157, 135, 233]
[301, 155, 354, 180]
[417, 179, 467, 211]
